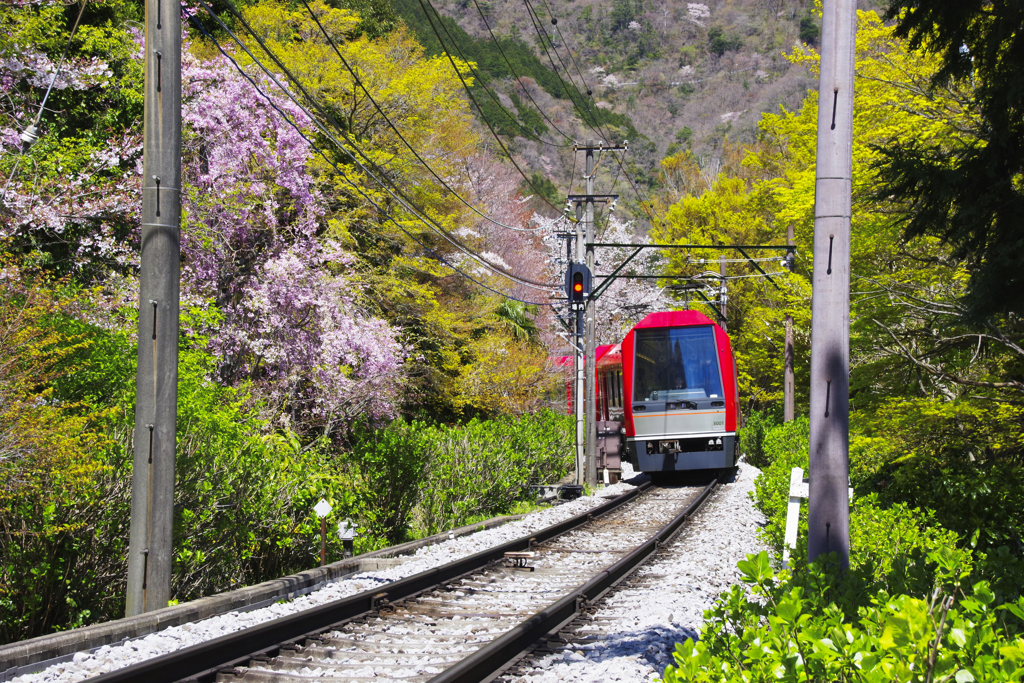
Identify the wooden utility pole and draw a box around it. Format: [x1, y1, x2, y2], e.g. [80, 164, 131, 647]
[807, 0, 855, 567]
[126, 0, 181, 616]
[784, 224, 795, 423]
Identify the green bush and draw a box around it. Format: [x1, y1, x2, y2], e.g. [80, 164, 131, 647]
[0, 317, 345, 642]
[738, 407, 783, 469]
[750, 417, 810, 552]
[347, 418, 431, 547]
[342, 410, 573, 543]
[749, 416, 963, 586]
[415, 410, 572, 534]
[799, 14, 820, 45]
[708, 27, 743, 57]
[662, 549, 1024, 683]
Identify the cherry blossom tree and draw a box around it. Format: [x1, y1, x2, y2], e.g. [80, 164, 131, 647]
[178, 40, 406, 433]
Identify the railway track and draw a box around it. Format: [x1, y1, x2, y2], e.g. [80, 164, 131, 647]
[86, 476, 719, 683]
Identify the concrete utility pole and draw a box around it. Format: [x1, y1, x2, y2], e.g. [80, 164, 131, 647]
[583, 142, 598, 488]
[807, 0, 856, 568]
[126, 0, 181, 616]
[574, 203, 585, 487]
[784, 224, 795, 423]
[569, 140, 625, 487]
[784, 316, 795, 422]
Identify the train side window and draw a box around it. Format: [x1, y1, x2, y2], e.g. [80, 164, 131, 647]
[602, 373, 610, 418]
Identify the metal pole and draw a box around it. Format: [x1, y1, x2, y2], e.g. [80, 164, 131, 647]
[320, 518, 327, 567]
[719, 255, 727, 332]
[807, 0, 855, 568]
[785, 316, 795, 422]
[574, 204, 585, 487]
[127, 0, 181, 616]
[584, 142, 598, 488]
[784, 224, 795, 423]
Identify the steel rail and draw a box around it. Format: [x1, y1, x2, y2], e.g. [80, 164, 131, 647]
[88, 482, 652, 683]
[429, 476, 719, 683]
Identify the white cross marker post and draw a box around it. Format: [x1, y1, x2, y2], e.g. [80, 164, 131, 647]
[337, 519, 359, 559]
[782, 467, 853, 568]
[314, 499, 332, 567]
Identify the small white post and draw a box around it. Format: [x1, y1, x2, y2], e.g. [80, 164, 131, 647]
[782, 467, 854, 568]
[782, 467, 808, 568]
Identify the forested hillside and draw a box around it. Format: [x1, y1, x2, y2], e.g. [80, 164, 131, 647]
[412, 0, 833, 203]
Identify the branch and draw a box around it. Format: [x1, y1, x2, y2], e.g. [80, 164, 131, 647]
[871, 318, 1024, 394]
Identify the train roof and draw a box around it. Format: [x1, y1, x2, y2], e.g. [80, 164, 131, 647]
[632, 310, 718, 331]
[596, 343, 621, 367]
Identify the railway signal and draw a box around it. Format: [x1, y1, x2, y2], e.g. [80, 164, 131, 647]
[565, 263, 591, 302]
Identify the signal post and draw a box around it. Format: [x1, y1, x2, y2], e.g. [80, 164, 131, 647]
[568, 140, 625, 488]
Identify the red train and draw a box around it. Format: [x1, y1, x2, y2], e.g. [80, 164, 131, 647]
[569, 310, 740, 479]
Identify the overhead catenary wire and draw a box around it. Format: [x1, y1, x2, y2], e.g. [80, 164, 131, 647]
[416, 0, 573, 218]
[517, 0, 668, 229]
[197, 0, 554, 290]
[205, 0, 555, 289]
[295, 0, 547, 234]
[466, 0, 575, 145]
[536, 0, 598, 102]
[182, 5, 561, 307]
[518, 0, 607, 140]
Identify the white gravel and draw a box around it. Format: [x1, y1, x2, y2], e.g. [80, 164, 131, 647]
[14, 474, 640, 683]
[501, 464, 767, 683]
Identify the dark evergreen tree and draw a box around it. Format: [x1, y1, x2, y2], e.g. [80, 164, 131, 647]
[875, 0, 1024, 318]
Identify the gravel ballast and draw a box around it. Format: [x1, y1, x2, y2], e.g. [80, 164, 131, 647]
[501, 464, 767, 683]
[14, 464, 767, 683]
[12, 477, 640, 683]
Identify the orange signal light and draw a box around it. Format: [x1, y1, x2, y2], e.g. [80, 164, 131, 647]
[573, 282, 583, 293]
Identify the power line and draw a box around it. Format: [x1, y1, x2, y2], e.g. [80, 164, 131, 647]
[467, 0, 575, 145]
[518, 0, 605, 139]
[204, 0, 553, 289]
[513, 0, 671, 233]
[536, 0, 597, 103]
[1, 0, 88, 202]
[182, 5, 560, 308]
[295, 0, 547, 234]
[195, 0, 553, 290]
[517, 0, 668, 230]
[416, 0, 573, 218]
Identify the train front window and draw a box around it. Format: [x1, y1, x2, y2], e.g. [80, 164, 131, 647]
[632, 327, 724, 401]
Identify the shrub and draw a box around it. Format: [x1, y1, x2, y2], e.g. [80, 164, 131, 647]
[750, 417, 810, 552]
[0, 306, 342, 642]
[662, 549, 1024, 683]
[738, 407, 783, 469]
[799, 14, 820, 45]
[346, 418, 431, 546]
[343, 410, 573, 542]
[708, 27, 743, 56]
[415, 410, 572, 534]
